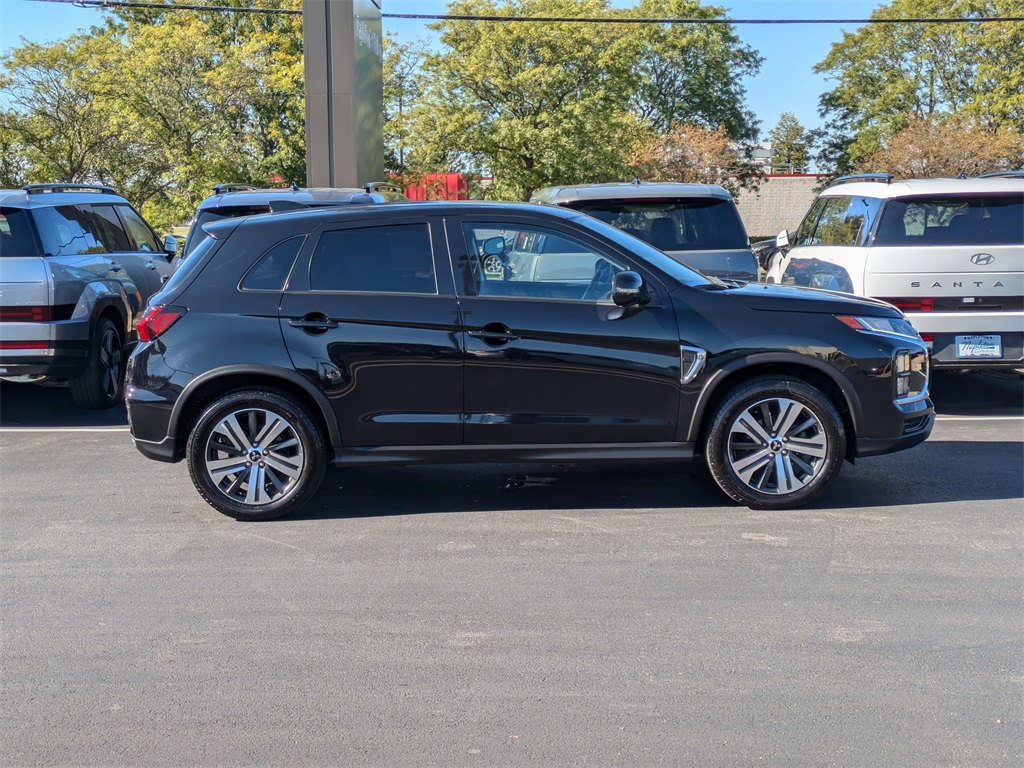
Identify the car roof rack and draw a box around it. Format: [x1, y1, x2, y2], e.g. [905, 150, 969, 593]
[976, 170, 1024, 178]
[364, 181, 404, 193]
[211, 183, 260, 194]
[24, 183, 117, 195]
[830, 173, 894, 186]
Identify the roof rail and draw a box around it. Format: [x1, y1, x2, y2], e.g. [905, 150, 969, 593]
[830, 173, 893, 186]
[24, 183, 117, 195]
[976, 170, 1024, 179]
[364, 181, 403, 194]
[211, 183, 259, 194]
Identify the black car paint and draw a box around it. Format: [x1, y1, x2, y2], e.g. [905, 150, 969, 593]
[127, 202, 932, 471]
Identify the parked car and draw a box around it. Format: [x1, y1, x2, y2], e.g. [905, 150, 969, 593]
[0, 183, 176, 408]
[126, 201, 933, 520]
[178, 182, 406, 263]
[530, 181, 758, 283]
[766, 173, 1023, 371]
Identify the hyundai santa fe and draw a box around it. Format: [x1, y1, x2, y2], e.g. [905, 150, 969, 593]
[126, 202, 933, 520]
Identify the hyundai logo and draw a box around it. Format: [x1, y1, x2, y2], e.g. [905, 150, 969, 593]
[970, 253, 995, 265]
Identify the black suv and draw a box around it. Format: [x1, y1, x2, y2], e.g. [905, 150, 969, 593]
[179, 183, 405, 262]
[0, 184, 176, 408]
[126, 202, 933, 520]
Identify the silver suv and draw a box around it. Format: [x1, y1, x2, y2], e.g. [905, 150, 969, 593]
[531, 181, 758, 282]
[0, 183, 176, 407]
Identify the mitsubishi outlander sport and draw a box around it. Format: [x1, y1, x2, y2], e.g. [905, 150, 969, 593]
[126, 202, 933, 520]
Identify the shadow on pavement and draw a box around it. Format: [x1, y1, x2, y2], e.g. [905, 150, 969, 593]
[289, 435, 1023, 520]
[0, 381, 128, 428]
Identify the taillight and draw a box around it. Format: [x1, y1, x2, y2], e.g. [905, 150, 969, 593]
[137, 305, 186, 341]
[879, 298, 933, 312]
[0, 305, 75, 322]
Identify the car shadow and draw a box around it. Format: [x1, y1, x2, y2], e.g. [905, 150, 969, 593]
[0, 382, 128, 428]
[289, 436, 1023, 520]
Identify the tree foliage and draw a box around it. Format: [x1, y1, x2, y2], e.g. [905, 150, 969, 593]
[814, 0, 1024, 173]
[629, 124, 762, 196]
[383, 33, 431, 177]
[404, 0, 761, 200]
[0, 0, 305, 229]
[857, 117, 1024, 177]
[766, 113, 810, 173]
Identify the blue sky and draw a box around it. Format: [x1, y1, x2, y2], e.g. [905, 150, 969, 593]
[1, 0, 886, 137]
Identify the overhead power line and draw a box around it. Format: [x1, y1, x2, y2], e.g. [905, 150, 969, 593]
[28, 0, 1024, 24]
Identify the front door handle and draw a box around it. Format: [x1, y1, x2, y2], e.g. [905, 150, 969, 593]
[468, 322, 519, 345]
[289, 313, 339, 333]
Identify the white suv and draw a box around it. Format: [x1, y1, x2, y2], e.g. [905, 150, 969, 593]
[767, 173, 1023, 371]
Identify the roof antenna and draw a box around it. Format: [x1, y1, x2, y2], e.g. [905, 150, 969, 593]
[291, 182, 300, 191]
[956, 171, 967, 180]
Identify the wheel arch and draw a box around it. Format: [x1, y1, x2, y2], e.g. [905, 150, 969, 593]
[169, 365, 341, 461]
[687, 354, 864, 461]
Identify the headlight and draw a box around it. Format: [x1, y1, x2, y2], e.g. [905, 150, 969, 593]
[837, 315, 921, 340]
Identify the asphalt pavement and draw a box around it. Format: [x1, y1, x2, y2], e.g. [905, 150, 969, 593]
[1, 372, 1021, 766]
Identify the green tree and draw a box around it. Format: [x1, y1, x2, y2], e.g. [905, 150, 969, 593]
[766, 113, 810, 173]
[383, 33, 431, 177]
[620, 0, 761, 140]
[409, 0, 761, 200]
[814, 0, 1024, 173]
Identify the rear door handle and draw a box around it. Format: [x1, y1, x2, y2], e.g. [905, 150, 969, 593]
[289, 313, 338, 332]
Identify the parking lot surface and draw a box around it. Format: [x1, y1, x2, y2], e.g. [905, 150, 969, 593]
[1, 373, 1022, 766]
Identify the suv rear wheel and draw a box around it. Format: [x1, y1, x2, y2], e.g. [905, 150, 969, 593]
[69, 317, 124, 409]
[186, 389, 326, 520]
[705, 377, 846, 509]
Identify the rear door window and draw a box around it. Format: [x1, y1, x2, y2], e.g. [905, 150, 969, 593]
[36, 204, 132, 256]
[308, 223, 437, 294]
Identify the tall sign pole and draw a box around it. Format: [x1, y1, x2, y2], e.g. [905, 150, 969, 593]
[302, 0, 384, 188]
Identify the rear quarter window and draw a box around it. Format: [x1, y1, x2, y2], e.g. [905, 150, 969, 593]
[0, 208, 42, 257]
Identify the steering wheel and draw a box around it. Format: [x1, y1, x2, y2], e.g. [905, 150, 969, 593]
[582, 259, 615, 301]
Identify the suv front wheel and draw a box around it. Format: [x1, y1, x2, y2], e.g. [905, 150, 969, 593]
[186, 389, 326, 520]
[705, 377, 846, 509]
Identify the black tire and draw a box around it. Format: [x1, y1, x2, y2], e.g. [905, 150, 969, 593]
[186, 389, 326, 521]
[69, 317, 124, 409]
[705, 376, 846, 509]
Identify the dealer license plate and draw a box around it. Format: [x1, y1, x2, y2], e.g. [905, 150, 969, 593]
[955, 334, 1002, 359]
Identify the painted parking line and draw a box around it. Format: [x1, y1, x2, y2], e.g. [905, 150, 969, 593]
[935, 415, 1024, 421]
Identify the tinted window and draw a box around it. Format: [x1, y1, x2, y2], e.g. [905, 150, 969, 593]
[462, 222, 626, 299]
[240, 236, 305, 291]
[800, 195, 881, 247]
[308, 224, 436, 294]
[183, 206, 270, 257]
[569, 198, 748, 251]
[116, 205, 160, 252]
[873, 194, 1023, 246]
[37, 204, 134, 256]
[91, 205, 132, 251]
[0, 207, 41, 257]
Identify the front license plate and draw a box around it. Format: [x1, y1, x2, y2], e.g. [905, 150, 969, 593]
[955, 334, 1002, 358]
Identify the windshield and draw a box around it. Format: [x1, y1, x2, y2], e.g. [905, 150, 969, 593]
[568, 197, 748, 252]
[571, 211, 714, 288]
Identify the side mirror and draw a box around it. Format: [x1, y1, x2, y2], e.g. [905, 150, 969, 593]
[612, 270, 646, 307]
[163, 235, 179, 261]
[482, 236, 506, 256]
[775, 229, 791, 250]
